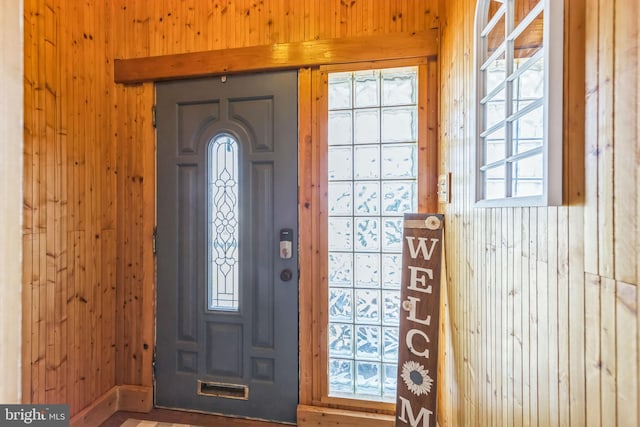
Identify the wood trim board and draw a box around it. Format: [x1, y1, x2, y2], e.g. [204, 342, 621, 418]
[114, 31, 438, 84]
[69, 385, 153, 427]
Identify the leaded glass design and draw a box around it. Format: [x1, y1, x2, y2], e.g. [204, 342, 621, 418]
[208, 134, 240, 311]
[327, 67, 418, 402]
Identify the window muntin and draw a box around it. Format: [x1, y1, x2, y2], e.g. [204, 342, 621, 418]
[327, 67, 418, 402]
[476, 0, 563, 205]
[207, 134, 240, 311]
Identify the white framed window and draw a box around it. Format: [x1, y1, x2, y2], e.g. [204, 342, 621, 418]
[475, 0, 564, 206]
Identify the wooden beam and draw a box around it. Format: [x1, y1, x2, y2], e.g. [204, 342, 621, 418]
[114, 31, 438, 84]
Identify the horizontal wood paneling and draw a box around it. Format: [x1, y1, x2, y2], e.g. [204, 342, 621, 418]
[24, 0, 441, 419]
[439, 0, 639, 426]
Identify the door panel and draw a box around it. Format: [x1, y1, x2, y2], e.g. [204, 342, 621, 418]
[155, 71, 298, 423]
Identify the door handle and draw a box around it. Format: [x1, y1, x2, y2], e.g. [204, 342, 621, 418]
[280, 269, 293, 282]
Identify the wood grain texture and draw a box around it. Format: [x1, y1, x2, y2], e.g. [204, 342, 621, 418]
[23, 0, 640, 424]
[438, 0, 638, 426]
[24, 0, 442, 420]
[114, 31, 438, 84]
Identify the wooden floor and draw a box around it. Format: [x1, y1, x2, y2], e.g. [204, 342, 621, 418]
[100, 409, 292, 427]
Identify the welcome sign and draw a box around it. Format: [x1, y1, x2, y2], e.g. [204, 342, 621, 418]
[395, 213, 443, 427]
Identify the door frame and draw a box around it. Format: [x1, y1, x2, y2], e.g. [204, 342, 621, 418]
[299, 58, 439, 417]
[116, 32, 439, 425]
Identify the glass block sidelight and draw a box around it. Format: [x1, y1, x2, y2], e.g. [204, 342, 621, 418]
[208, 134, 240, 311]
[327, 67, 418, 402]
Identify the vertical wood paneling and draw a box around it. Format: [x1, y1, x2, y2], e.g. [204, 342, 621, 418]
[613, 0, 638, 285]
[24, 0, 442, 419]
[615, 282, 638, 427]
[439, 0, 638, 426]
[23, 0, 118, 415]
[24, 0, 639, 424]
[0, 0, 24, 402]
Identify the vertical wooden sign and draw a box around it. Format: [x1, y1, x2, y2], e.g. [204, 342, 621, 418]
[395, 213, 444, 427]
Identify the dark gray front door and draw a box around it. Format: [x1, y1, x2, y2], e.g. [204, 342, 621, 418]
[155, 71, 298, 423]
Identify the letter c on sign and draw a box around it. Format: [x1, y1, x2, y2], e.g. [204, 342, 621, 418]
[406, 328, 430, 359]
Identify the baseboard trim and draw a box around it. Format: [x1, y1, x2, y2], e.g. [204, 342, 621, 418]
[70, 385, 153, 427]
[297, 404, 394, 427]
[118, 385, 154, 412]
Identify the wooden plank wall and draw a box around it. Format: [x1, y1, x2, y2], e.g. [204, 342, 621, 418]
[22, 0, 118, 415]
[438, 0, 639, 426]
[23, 0, 441, 418]
[0, 0, 23, 404]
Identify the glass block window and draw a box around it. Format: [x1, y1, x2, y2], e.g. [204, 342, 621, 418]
[207, 134, 240, 311]
[327, 67, 418, 401]
[475, 0, 563, 206]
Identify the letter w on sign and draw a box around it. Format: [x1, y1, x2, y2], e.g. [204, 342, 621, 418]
[395, 213, 444, 427]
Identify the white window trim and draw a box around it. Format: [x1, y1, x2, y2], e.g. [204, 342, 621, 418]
[473, 0, 564, 207]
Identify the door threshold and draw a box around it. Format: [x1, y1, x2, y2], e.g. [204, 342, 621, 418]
[154, 406, 296, 426]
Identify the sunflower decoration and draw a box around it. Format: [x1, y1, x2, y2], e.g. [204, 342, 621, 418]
[401, 360, 434, 396]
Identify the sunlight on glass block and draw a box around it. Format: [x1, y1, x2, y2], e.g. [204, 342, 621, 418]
[329, 288, 353, 323]
[328, 72, 352, 110]
[329, 110, 353, 146]
[328, 147, 353, 181]
[329, 322, 354, 357]
[355, 289, 381, 324]
[328, 217, 353, 251]
[382, 291, 400, 326]
[354, 181, 380, 215]
[485, 88, 506, 130]
[326, 66, 418, 402]
[355, 253, 380, 288]
[382, 144, 417, 179]
[355, 217, 380, 252]
[382, 218, 404, 252]
[354, 70, 380, 108]
[485, 165, 506, 200]
[329, 252, 353, 287]
[382, 327, 399, 362]
[381, 107, 417, 142]
[356, 326, 381, 361]
[382, 254, 402, 288]
[353, 145, 380, 180]
[382, 181, 416, 214]
[382, 68, 417, 106]
[329, 359, 354, 394]
[512, 153, 543, 197]
[329, 182, 353, 216]
[484, 126, 506, 164]
[354, 109, 380, 144]
[355, 361, 381, 396]
[513, 106, 543, 155]
[382, 364, 398, 399]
